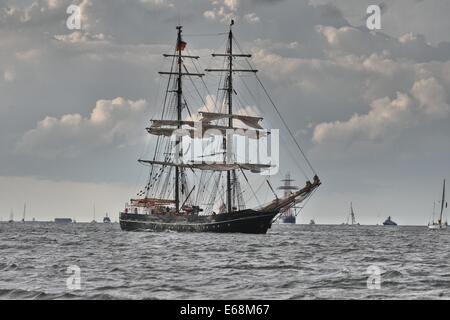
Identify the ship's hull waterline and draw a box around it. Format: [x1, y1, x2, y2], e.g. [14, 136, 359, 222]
[119, 210, 279, 234]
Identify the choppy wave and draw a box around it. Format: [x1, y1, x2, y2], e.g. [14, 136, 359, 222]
[0, 223, 450, 299]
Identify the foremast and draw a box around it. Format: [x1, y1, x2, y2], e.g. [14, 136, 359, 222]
[157, 26, 204, 212]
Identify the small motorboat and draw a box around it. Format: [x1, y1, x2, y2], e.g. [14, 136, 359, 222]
[383, 216, 397, 226]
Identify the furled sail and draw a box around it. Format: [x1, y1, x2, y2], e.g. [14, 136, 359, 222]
[147, 122, 268, 139]
[138, 159, 273, 173]
[199, 112, 264, 129]
[147, 127, 195, 138]
[150, 120, 196, 127]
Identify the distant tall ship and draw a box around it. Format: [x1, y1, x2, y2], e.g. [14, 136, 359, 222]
[103, 213, 111, 223]
[119, 22, 321, 234]
[343, 202, 359, 225]
[278, 173, 299, 224]
[428, 180, 447, 230]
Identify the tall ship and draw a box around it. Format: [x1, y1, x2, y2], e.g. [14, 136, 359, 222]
[103, 213, 111, 223]
[278, 173, 299, 224]
[119, 22, 321, 234]
[428, 179, 447, 230]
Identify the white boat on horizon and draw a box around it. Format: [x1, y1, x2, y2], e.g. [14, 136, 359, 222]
[428, 179, 447, 230]
[343, 202, 360, 226]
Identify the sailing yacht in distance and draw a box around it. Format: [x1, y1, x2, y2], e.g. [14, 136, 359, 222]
[8, 209, 14, 223]
[21, 203, 26, 222]
[91, 204, 97, 224]
[428, 180, 447, 230]
[343, 202, 359, 226]
[119, 22, 321, 234]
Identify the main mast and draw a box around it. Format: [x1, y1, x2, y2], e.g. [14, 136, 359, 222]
[175, 26, 183, 212]
[439, 179, 446, 225]
[206, 20, 257, 213]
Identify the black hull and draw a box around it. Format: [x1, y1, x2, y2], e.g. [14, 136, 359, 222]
[119, 209, 278, 234]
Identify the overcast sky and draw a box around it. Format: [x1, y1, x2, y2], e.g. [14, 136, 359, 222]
[1, 0, 450, 224]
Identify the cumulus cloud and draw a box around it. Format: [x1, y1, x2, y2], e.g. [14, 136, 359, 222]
[244, 13, 260, 24]
[313, 92, 415, 144]
[16, 98, 148, 158]
[411, 77, 450, 118]
[246, 23, 450, 150]
[140, 0, 174, 7]
[3, 67, 15, 82]
[316, 25, 450, 62]
[203, 0, 260, 24]
[53, 31, 107, 44]
[203, 4, 236, 23]
[312, 76, 450, 146]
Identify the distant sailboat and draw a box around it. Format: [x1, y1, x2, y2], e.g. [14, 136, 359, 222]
[343, 202, 359, 225]
[428, 180, 447, 230]
[21, 203, 26, 222]
[8, 209, 14, 223]
[309, 219, 316, 225]
[91, 204, 97, 224]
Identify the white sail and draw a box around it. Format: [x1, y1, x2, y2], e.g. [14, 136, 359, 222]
[147, 123, 268, 139]
[138, 159, 273, 173]
[429, 179, 447, 229]
[199, 112, 264, 129]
